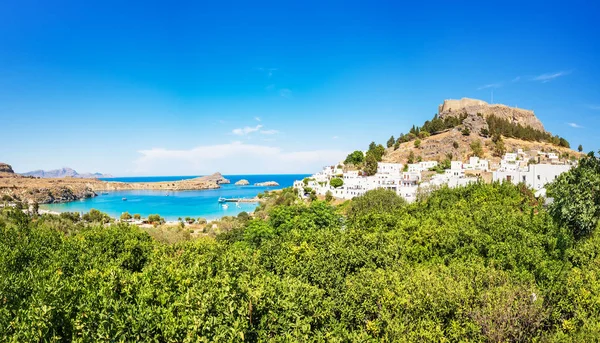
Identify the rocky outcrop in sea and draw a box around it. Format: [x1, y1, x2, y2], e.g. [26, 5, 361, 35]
[254, 181, 279, 187]
[235, 179, 250, 186]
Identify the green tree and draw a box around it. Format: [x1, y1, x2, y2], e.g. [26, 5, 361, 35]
[325, 191, 333, 202]
[407, 150, 416, 164]
[330, 177, 344, 188]
[578, 144, 583, 152]
[547, 152, 600, 239]
[386, 135, 395, 148]
[364, 152, 378, 176]
[462, 127, 471, 136]
[120, 211, 133, 221]
[133, 213, 141, 220]
[82, 209, 111, 223]
[494, 137, 506, 157]
[414, 139, 421, 148]
[470, 139, 483, 158]
[32, 201, 39, 216]
[344, 150, 365, 166]
[453, 141, 459, 149]
[147, 214, 163, 224]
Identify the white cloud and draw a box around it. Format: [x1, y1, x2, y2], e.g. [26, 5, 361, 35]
[232, 125, 262, 136]
[260, 129, 279, 135]
[332, 136, 339, 140]
[254, 116, 261, 122]
[477, 83, 502, 90]
[279, 88, 292, 98]
[133, 142, 347, 174]
[533, 71, 570, 83]
[567, 122, 584, 128]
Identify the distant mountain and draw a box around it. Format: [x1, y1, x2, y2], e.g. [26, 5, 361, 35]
[21, 167, 113, 179]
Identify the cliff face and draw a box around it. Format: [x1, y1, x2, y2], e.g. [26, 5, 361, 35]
[0, 163, 14, 174]
[438, 98, 545, 132]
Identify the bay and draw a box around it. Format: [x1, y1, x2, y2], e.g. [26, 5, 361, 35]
[41, 174, 308, 221]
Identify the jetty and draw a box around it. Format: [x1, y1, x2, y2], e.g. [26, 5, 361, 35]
[218, 197, 259, 203]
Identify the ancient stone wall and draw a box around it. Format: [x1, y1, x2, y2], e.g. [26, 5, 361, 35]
[438, 98, 545, 132]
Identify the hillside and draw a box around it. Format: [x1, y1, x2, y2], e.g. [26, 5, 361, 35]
[21, 167, 113, 179]
[383, 128, 580, 166]
[351, 98, 581, 169]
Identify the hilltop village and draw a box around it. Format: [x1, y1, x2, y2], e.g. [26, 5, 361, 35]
[295, 98, 580, 202]
[295, 150, 574, 202]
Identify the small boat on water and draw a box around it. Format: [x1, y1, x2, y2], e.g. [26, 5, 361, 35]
[122, 197, 127, 201]
[222, 203, 229, 209]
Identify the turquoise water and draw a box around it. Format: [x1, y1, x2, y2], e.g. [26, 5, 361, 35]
[41, 174, 308, 221]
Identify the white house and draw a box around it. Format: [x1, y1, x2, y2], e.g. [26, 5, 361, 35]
[493, 164, 571, 191]
[463, 157, 489, 171]
[377, 162, 403, 175]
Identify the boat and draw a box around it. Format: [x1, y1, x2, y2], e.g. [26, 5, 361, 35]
[218, 197, 226, 203]
[101, 192, 109, 195]
[222, 203, 228, 209]
[122, 197, 127, 201]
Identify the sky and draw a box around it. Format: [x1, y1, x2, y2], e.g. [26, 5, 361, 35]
[1, 0, 599, 176]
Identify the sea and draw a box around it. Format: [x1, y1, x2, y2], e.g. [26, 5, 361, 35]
[40, 174, 308, 221]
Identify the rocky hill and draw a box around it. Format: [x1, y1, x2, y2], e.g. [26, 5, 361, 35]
[383, 128, 579, 166]
[438, 98, 545, 132]
[21, 167, 113, 179]
[0, 163, 14, 174]
[350, 98, 581, 169]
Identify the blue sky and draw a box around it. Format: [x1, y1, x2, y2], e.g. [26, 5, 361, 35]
[1, 0, 599, 175]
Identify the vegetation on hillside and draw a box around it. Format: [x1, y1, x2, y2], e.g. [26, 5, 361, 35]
[486, 114, 570, 148]
[1, 153, 600, 341]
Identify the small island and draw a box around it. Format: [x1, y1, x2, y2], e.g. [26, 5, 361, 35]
[254, 181, 279, 187]
[235, 179, 250, 186]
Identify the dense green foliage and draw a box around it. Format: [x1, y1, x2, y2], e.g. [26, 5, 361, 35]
[329, 177, 344, 188]
[547, 152, 600, 239]
[344, 150, 365, 166]
[486, 114, 570, 148]
[1, 163, 600, 341]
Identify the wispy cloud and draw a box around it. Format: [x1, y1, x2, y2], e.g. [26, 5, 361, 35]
[133, 142, 347, 174]
[567, 122, 584, 128]
[332, 136, 339, 140]
[260, 129, 279, 135]
[512, 76, 521, 82]
[279, 88, 292, 98]
[257, 67, 277, 78]
[477, 83, 502, 90]
[232, 124, 263, 136]
[533, 71, 571, 83]
[254, 116, 261, 122]
[587, 105, 600, 110]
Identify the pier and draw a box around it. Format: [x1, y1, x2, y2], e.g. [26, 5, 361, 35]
[218, 197, 260, 203]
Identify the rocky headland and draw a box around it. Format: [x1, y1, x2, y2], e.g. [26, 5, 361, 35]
[0, 167, 231, 204]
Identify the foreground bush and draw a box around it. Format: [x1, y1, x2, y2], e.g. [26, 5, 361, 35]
[1, 170, 599, 341]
